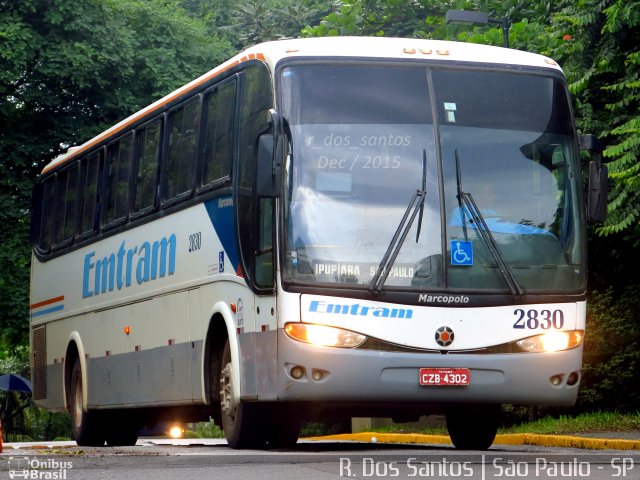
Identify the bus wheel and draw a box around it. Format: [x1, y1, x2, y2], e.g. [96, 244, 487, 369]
[104, 411, 139, 446]
[69, 359, 105, 446]
[263, 415, 301, 449]
[219, 340, 263, 448]
[445, 404, 500, 450]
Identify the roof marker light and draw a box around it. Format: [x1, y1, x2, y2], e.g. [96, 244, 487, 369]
[437, 49, 450, 56]
[544, 58, 558, 66]
[420, 49, 433, 55]
[403, 47, 417, 54]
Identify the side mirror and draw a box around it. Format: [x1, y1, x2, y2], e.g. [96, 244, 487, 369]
[256, 109, 285, 197]
[578, 134, 608, 222]
[587, 161, 608, 223]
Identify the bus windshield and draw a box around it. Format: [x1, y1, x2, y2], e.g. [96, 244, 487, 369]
[281, 63, 585, 294]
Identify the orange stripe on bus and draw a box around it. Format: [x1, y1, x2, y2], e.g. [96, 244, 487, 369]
[30, 295, 65, 310]
[41, 53, 266, 175]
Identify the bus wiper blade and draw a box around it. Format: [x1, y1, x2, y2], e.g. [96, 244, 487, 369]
[370, 170, 427, 294]
[415, 149, 428, 243]
[455, 150, 524, 297]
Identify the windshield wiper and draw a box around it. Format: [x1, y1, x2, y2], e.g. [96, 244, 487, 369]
[370, 150, 428, 295]
[455, 150, 524, 296]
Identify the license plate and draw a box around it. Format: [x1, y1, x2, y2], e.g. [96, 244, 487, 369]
[419, 368, 470, 386]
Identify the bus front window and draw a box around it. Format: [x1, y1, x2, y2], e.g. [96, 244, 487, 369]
[281, 65, 442, 288]
[281, 64, 586, 294]
[433, 70, 585, 293]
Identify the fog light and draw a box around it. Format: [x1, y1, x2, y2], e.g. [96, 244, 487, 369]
[169, 425, 183, 439]
[517, 330, 584, 353]
[311, 369, 324, 381]
[550, 375, 564, 386]
[567, 371, 580, 386]
[290, 365, 305, 379]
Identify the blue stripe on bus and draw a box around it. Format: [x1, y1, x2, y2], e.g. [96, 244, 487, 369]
[31, 304, 65, 318]
[204, 196, 239, 273]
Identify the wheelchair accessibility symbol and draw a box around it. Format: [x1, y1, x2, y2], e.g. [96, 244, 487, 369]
[451, 240, 473, 266]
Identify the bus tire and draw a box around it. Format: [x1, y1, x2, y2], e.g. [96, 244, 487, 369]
[263, 414, 300, 449]
[104, 411, 139, 446]
[219, 340, 263, 448]
[445, 404, 500, 450]
[69, 359, 105, 446]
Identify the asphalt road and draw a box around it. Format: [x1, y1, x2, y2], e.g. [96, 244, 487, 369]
[1, 439, 638, 480]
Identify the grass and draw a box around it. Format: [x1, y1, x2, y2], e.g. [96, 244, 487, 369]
[501, 411, 640, 435]
[348, 411, 640, 437]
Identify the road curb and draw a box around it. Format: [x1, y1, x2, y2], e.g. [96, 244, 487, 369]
[305, 432, 640, 450]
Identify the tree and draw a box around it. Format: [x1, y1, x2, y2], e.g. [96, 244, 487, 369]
[0, 0, 234, 345]
[544, 0, 640, 238]
[302, 0, 562, 48]
[217, 0, 334, 49]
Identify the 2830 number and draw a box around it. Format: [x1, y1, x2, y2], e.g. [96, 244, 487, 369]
[513, 308, 564, 330]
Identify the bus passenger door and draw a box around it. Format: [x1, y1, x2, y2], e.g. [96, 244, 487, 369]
[254, 197, 278, 400]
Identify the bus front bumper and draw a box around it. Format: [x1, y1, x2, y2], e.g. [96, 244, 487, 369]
[275, 329, 582, 407]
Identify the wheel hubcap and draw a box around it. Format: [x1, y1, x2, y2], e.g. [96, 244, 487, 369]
[219, 363, 236, 419]
[73, 377, 83, 427]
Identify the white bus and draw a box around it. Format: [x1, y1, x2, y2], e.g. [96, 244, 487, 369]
[30, 37, 606, 450]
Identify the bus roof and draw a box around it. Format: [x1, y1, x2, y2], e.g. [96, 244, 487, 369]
[42, 37, 563, 174]
[250, 36, 562, 72]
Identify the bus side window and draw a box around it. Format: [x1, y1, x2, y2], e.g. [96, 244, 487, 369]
[134, 119, 162, 213]
[104, 134, 133, 226]
[52, 163, 79, 248]
[201, 79, 236, 187]
[38, 176, 56, 253]
[165, 97, 200, 201]
[236, 63, 274, 290]
[79, 152, 101, 237]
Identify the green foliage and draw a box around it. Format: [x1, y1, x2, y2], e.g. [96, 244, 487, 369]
[186, 419, 224, 438]
[0, 345, 71, 441]
[303, 0, 561, 48]
[0, 0, 233, 345]
[218, 0, 333, 49]
[502, 411, 640, 434]
[578, 287, 640, 411]
[543, 0, 640, 236]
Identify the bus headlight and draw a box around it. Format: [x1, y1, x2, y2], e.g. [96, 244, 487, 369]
[516, 330, 584, 353]
[284, 323, 367, 348]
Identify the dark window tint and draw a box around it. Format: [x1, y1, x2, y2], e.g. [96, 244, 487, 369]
[238, 65, 272, 190]
[53, 165, 79, 245]
[202, 79, 236, 186]
[135, 119, 161, 212]
[80, 153, 100, 235]
[236, 63, 273, 287]
[281, 65, 432, 125]
[38, 177, 56, 252]
[431, 70, 573, 134]
[105, 135, 133, 225]
[165, 98, 200, 200]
